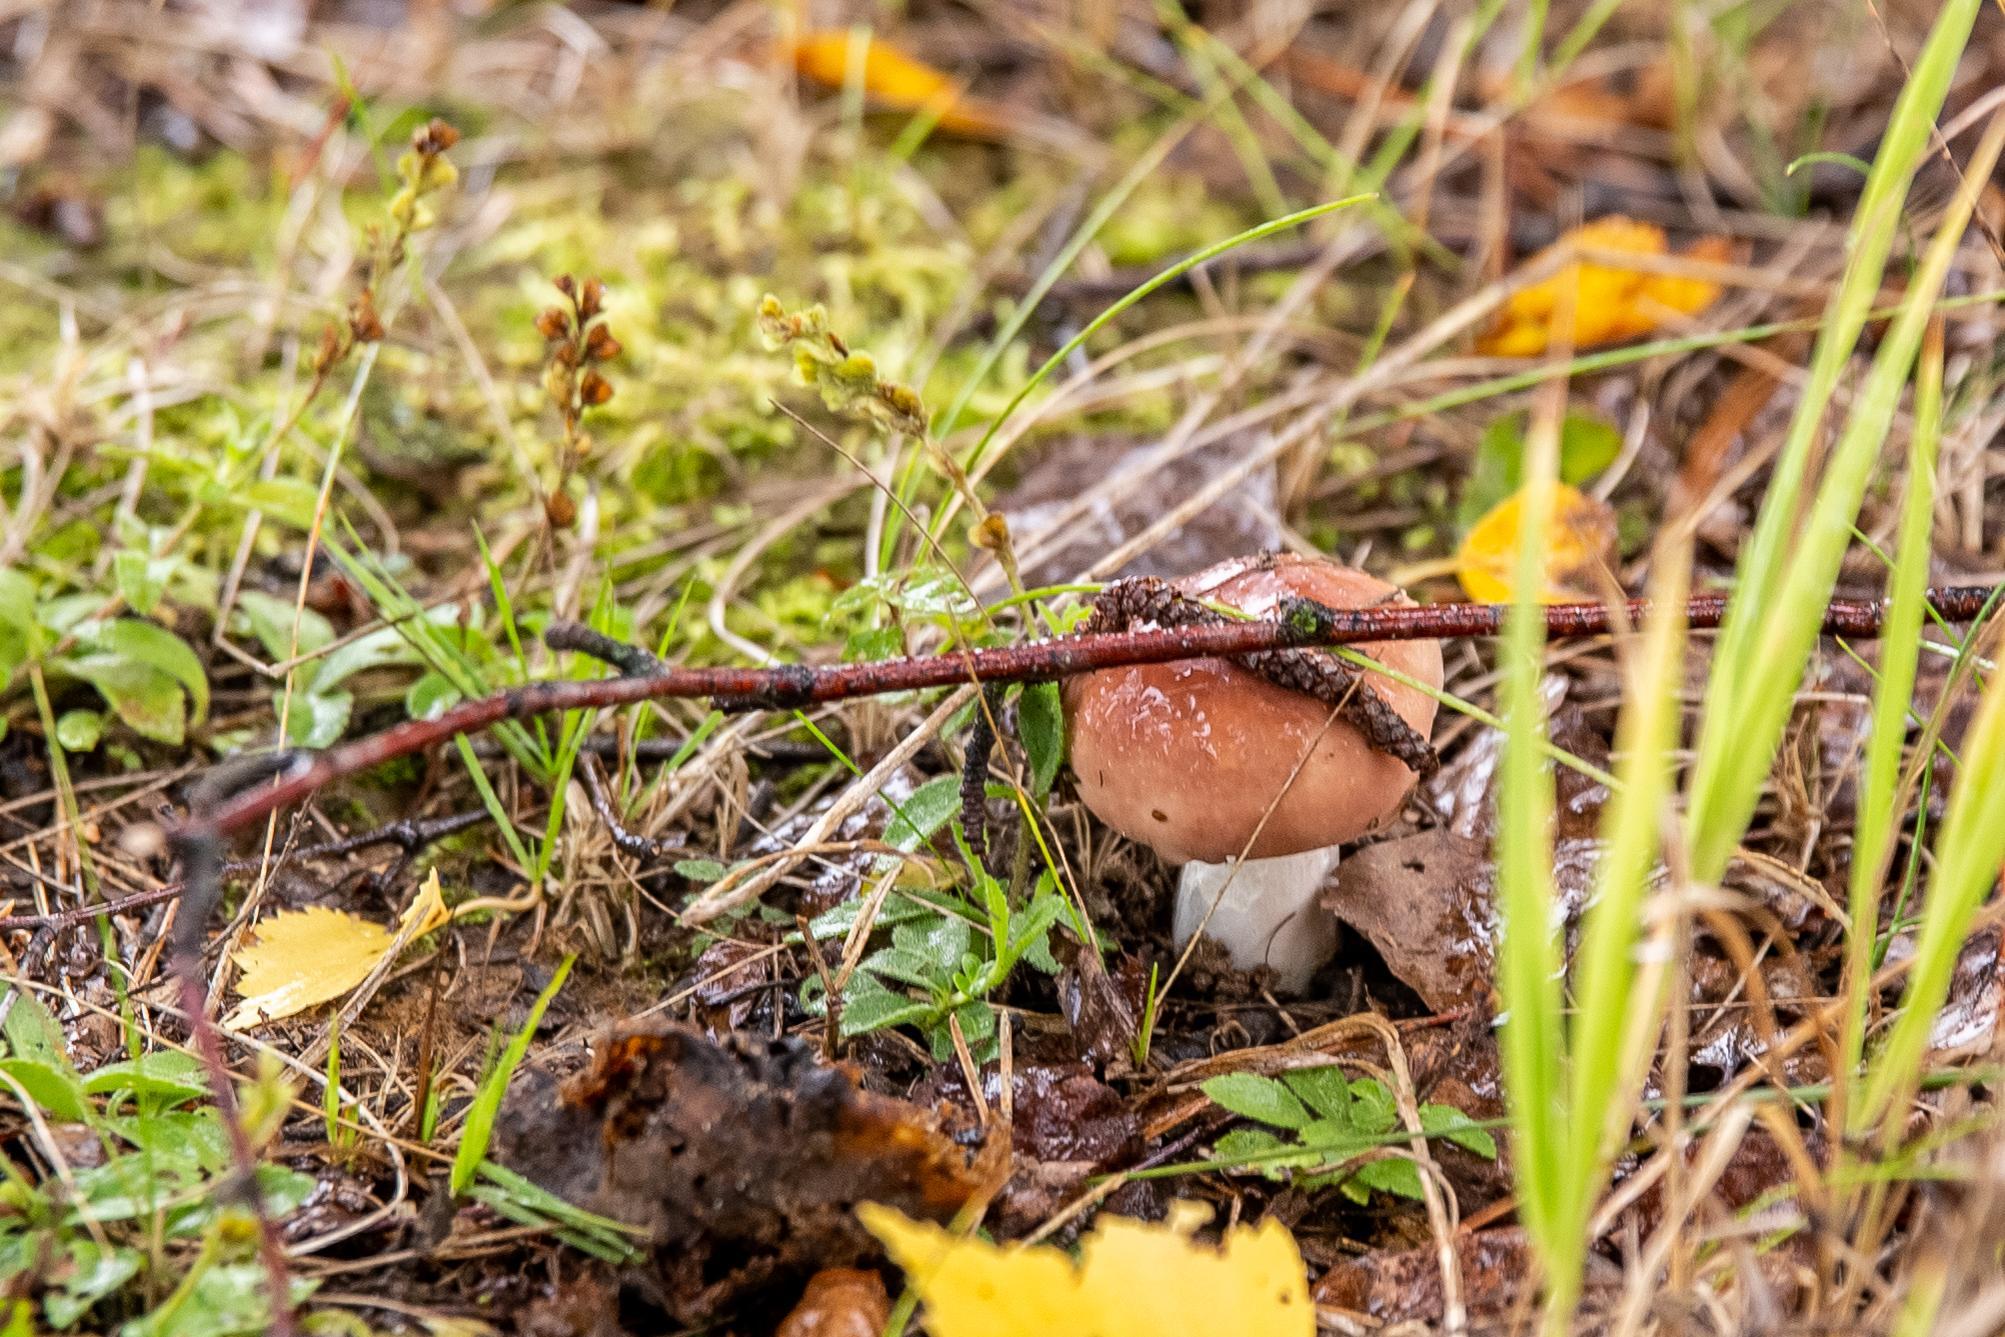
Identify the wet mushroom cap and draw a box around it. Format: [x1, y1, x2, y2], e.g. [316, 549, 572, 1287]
[1063, 555, 1443, 865]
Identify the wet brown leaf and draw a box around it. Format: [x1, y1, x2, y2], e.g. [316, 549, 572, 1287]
[1056, 946, 1146, 1066]
[917, 1059, 1154, 1235]
[691, 938, 776, 1039]
[998, 436, 1282, 588]
[1324, 829, 1495, 1012]
[494, 1023, 986, 1325]
[1314, 1228, 1620, 1324]
[518, 1271, 628, 1337]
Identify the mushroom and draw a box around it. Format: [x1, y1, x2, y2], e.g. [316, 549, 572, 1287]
[1063, 554, 1443, 992]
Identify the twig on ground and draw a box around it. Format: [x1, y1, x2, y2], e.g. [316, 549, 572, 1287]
[158, 584, 2000, 858]
[578, 753, 687, 863]
[167, 759, 304, 1337]
[960, 683, 1007, 871]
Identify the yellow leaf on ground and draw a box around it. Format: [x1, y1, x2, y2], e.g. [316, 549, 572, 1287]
[859, 1201, 1314, 1337]
[788, 32, 1008, 139]
[224, 868, 451, 1030]
[1477, 217, 1729, 357]
[1457, 482, 1618, 603]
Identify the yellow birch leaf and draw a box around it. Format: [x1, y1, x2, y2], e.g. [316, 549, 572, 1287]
[1457, 482, 1618, 603]
[224, 868, 451, 1030]
[788, 32, 1008, 139]
[1477, 217, 1728, 357]
[859, 1201, 1314, 1337]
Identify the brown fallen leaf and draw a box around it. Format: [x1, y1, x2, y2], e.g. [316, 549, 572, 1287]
[494, 1022, 988, 1325]
[1055, 944, 1145, 1066]
[998, 435, 1283, 589]
[1327, 828, 1611, 1013]
[1315, 1227, 1620, 1324]
[1324, 829, 1496, 1013]
[917, 1058, 1154, 1235]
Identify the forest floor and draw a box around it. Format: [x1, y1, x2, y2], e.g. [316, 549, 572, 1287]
[3, 1, 2005, 1334]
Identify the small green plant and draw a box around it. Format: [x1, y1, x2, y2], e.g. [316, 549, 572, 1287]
[466, 1162, 646, 1265]
[827, 564, 987, 662]
[759, 293, 1027, 595]
[1457, 407, 1621, 529]
[801, 853, 1067, 1063]
[449, 953, 575, 1195]
[0, 996, 316, 1334]
[0, 570, 209, 748]
[1202, 1067, 1496, 1204]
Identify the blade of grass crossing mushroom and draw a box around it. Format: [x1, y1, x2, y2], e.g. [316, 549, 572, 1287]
[1560, 546, 1689, 1249]
[1494, 417, 1570, 1316]
[1835, 318, 1944, 1138]
[1683, 0, 1982, 883]
[1333, 647, 1619, 792]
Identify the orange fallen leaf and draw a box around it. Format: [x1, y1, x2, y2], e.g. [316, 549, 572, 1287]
[1457, 481, 1618, 603]
[224, 868, 451, 1029]
[776, 1268, 889, 1337]
[788, 31, 1008, 140]
[1478, 217, 1731, 357]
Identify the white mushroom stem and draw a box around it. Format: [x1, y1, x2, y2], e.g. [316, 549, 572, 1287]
[1173, 846, 1342, 993]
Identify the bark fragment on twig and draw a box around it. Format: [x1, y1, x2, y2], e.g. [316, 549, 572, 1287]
[1082, 575, 1438, 776]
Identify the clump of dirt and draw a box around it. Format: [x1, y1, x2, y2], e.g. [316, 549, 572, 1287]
[494, 1023, 989, 1326]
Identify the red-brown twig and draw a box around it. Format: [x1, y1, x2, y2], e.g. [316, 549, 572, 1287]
[163, 584, 1996, 850]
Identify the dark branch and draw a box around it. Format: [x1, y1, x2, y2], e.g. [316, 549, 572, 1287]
[578, 753, 688, 862]
[546, 620, 668, 678]
[960, 683, 1007, 870]
[159, 585, 2001, 851]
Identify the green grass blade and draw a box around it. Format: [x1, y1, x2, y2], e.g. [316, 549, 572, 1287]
[1849, 107, 2005, 1134]
[1495, 419, 1570, 1301]
[932, 130, 1186, 444]
[449, 953, 575, 1195]
[1838, 318, 1944, 1132]
[956, 194, 1371, 487]
[1562, 547, 1690, 1231]
[1684, 0, 1981, 882]
[1857, 617, 2005, 1133]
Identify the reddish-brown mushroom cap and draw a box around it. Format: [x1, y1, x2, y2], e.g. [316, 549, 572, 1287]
[1063, 554, 1443, 865]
